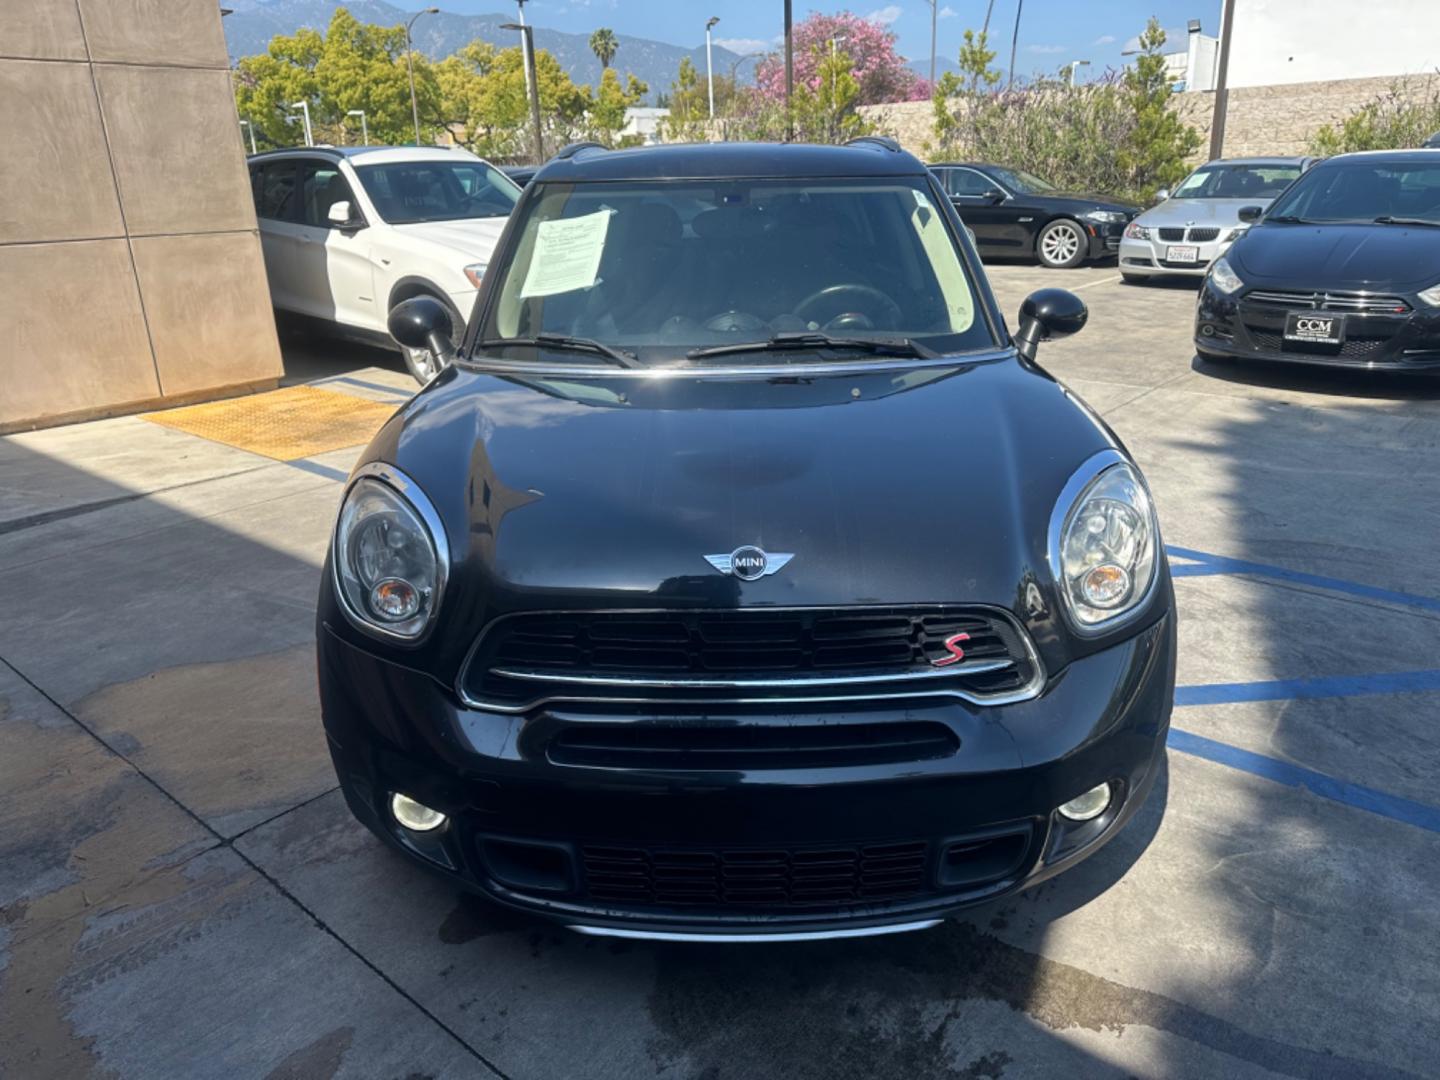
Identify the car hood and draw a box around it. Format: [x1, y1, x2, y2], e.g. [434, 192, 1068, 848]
[389, 217, 508, 259]
[365, 358, 1125, 672]
[1230, 223, 1440, 292]
[1136, 198, 1264, 227]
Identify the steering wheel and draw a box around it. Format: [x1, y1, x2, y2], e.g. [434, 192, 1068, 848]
[793, 284, 903, 331]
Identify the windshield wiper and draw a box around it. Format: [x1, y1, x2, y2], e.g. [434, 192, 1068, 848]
[478, 334, 642, 369]
[1266, 214, 1312, 223]
[1373, 215, 1440, 228]
[686, 332, 940, 361]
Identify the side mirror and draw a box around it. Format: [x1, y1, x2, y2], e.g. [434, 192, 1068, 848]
[327, 200, 361, 228]
[1014, 288, 1087, 363]
[388, 296, 456, 366]
[1154, 188, 1170, 203]
[1237, 204, 1264, 223]
[982, 188, 1006, 204]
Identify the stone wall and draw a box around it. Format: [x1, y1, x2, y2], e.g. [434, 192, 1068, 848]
[0, 0, 282, 433]
[858, 72, 1437, 162]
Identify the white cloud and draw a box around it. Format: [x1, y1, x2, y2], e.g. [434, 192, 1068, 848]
[1093, 34, 1116, 45]
[939, 5, 958, 17]
[866, 5, 903, 25]
[715, 37, 771, 55]
[1026, 43, 1067, 54]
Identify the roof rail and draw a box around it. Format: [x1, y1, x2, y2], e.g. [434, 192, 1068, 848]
[553, 140, 608, 161]
[845, 135, 902, 153]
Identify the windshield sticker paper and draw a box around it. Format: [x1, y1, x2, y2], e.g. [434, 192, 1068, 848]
[520, 210, 610, 298]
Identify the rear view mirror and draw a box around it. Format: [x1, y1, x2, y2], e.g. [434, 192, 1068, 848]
[327, 200, 360, 228]
[1238, 205, 1264, 223]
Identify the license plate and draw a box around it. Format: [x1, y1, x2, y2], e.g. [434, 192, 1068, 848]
[1284, 311, 1345, 346]
[1166, 245, 1199, 263]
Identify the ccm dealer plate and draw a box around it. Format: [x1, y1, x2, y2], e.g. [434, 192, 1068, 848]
[1284, 311, 1345, 346]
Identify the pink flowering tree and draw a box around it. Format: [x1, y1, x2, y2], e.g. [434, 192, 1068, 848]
[754, 11, 926, 106]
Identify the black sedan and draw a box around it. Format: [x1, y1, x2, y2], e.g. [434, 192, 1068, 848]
[1196, 150, 1440, 371]
[930, 162, 1140, 268]
[319, 139, 1175, 942]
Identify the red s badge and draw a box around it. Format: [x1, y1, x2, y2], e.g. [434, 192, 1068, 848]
[931, 632, 970, 667]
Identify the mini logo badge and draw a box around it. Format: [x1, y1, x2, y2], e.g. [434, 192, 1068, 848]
[704, 546, 794, 581]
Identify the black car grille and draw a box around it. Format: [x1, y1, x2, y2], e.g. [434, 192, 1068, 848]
[461, 607, 1041, 711]
[1244, 289, 1412, 314]
[1187, 227, 1221, 242]
[547, 719, 960, 770]
[1158, 226, 1220, 243]
[1247, 327, 1393, 359]
[1158, 227, 1185, 242]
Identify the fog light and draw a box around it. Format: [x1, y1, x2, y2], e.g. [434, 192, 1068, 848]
[1058, 782, 1112, 822]
[390, 791, 446, 832]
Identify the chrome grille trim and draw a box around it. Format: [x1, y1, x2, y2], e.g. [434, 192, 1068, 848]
[1244, 289, 1411, 313]
[488, 657, 1015, 689]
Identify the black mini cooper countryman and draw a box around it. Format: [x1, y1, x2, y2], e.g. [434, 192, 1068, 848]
[318, 138, 1175, 942]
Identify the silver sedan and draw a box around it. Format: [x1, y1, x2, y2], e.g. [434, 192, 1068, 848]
[1118, 157, 1315, 282]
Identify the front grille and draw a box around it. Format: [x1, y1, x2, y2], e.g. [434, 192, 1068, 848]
[1187, 227, 1220, 242]
[581, 840, 932, 907]
[1158, 227, 1185, 242]
[547, 719, 960, 770]
[1158, 226, 1221, 243]
[1247, 327, 1393, 360]
[461, 607, 1041, 711]
[1245, 289, 1411, 314]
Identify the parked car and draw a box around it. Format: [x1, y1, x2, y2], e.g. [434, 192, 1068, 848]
[1196, 149, 1440, 371]
[247, 146, 521, 383]
[929, 162, 1140, 268]
[501, 164, 538, 188]
[318, 139, 1176, 942]
[1119, 157, 1315, 282]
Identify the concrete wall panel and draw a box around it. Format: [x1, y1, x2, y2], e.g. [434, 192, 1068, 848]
[95, 64, 255, 237]
[131, 232, 283, 397]
[0, 4, 88, 61]
[0, 59, 124, 244]
[0, 240, 160, 426]
[77, 0, 229, 69]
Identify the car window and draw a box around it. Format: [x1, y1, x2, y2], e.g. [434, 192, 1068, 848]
[1173, 164, 1301, 199]
[355, 160, 520, 223]
[482, 177, 993, 364]
[253, 161, 299, 222]
[300, 162, 358, 228]
[947, 169, 998, 197]
[1267, 160, 1440, 223]
[987, 167, 1055, 194]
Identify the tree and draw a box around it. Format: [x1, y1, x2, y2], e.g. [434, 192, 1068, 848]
[932, 29, 1000, 149]
[791, 43, 874, 143]
[233, 8, 441, 147]
[663, 57, 711, 141]
[1311, 78, 1440, 153]
[590, 67, 648, 147]
[437, 41, 591, 161]
[1117, 19, 1198, 194]
[753, 11, 925, 106]
[589, 27, 619, 70]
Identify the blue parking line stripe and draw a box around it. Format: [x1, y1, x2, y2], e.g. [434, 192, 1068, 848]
[1167, 563, 1230, 578]
[1175, 669, 1440, 706]
[288, 459, 349, 482]
[1167, 727, 1440, 835]
[1165, 544, 1440, 614]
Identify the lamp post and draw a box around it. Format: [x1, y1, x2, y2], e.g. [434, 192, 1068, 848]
[928, 0, 937, 86]
[515, 1, 534, 117]
[1067, 59, 1090, 86]
[239, 118, 256, 154]
[705, 16, 720, 119]
[1007, 0, 1023, 90]
[405, 6, 438, 145]
[289, 100, 313, 146]
[502, 23, 544, 162]
[346, 109, 369, 145]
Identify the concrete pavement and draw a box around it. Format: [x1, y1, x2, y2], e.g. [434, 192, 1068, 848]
[4, 271, 1439, 1078]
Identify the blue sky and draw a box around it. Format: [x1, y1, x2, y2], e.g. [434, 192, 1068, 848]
[417, 1, 1223, 80]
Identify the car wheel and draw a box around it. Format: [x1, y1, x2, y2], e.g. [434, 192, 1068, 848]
[1036, 219, 1087, 269]
[392, 295, 463, 385]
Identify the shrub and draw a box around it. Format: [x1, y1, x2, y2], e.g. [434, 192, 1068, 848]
[1310, 78, 1440, 154]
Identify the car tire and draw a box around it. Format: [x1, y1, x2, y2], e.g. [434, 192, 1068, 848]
[1035, 219, 1088, 269]
[392, 294, 464, 385]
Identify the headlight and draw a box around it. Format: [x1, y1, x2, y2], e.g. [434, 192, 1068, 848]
[1124, 222, 1150, 240]
[1086, 210, 1129, 224]
[1223, 225, 1249, 242]
[1050, 455, 1159, 633]
[333, 469, 447, 641]
[463, 262, 487, 288]
[1419, 283, 1440, 307]
[1207, 256, 1243, 295]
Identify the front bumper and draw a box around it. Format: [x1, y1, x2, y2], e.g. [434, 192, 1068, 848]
[318, 611, 1175, 939]
[1195, 282, 1440, 371]
[1084, 220, 1130, 260]
[1120, 235, 1234, 277]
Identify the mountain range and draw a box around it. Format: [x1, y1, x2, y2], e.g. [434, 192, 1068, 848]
[220, 0, 746, 102]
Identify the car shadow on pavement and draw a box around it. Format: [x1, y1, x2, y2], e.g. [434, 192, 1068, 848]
[1191, 352, 1440, 400]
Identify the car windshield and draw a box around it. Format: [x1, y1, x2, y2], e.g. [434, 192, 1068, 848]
[1172, 163, 1301, 199]
[478, 177, 995, 365]
[1264, 159, 1440, 224]
[355, 159, 520, 223]
[989, 167, 1056, 194]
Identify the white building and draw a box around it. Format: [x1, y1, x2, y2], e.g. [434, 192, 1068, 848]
[1124, 22, 1220, 92]
[622, 107, 670, 145]
[1225, 0, 1440, 88]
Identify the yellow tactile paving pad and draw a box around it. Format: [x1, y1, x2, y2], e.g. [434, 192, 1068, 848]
[143, 385, 398, 461]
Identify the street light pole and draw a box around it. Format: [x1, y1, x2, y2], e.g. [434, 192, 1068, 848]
[289, 100, 313, 146]
[502, 23, 544, 162]
[516, 1, 534, 116]
[239, 118, 256, 154]
[705, 16, 719, 119]
[1067, 59, 1089, 86]
[405, 6, 438, 145]
[1210, 0, 1237, 159]
[928, 0, 937, 87]
[1007, 0, 1023, 90]
[346, 109, 369, 145]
